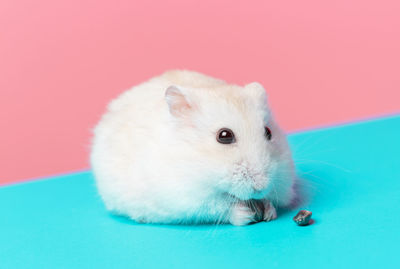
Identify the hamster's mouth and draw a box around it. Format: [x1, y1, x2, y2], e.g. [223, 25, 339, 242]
[251, 188, 269, 199]
[225, 189, 268, 201]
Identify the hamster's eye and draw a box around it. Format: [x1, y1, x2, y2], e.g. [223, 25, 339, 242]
[217, 128, 236, 144]
[264, 126, 272, 140]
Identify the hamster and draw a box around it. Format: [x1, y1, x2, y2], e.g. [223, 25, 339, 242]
[90, 70, 296, 226]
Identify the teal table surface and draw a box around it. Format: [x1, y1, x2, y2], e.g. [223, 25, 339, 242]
[1, 115, 400, 269]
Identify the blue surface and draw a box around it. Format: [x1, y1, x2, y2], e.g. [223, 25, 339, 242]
[1, 115, 400, 269]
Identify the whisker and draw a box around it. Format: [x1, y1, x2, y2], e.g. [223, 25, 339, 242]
[291, 133, 333, 159]
[295, 158, 351, 173]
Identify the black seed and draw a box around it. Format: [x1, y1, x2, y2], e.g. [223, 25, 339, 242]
[293, 210, 312, 226]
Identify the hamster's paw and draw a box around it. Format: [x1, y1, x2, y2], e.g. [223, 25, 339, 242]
[229, 202, 259, 226]
[262, 200, 277, 222]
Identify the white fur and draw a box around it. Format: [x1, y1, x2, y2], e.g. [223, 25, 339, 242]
[90, 70, 295, 225]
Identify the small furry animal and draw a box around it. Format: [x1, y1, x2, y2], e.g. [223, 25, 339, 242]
[91, 70, 296, 226]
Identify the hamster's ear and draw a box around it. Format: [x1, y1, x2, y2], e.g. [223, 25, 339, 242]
[165, 85, 193, 117]
[245, 82, 268, 108]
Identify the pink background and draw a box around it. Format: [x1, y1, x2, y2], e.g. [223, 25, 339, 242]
[1, 0, 399, 185]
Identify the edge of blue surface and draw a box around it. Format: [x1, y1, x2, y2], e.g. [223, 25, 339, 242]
[286, 111, 400, 135]
[0, 169, 92, 189]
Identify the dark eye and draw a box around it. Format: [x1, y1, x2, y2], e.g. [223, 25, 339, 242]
[264, 126, 272, 140]
[217, 128, 236, 144]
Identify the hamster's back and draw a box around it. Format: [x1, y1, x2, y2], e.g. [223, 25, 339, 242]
[160, 70, 226, 88]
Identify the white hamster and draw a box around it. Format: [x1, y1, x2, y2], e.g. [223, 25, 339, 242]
[90, 70, 295, 226]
